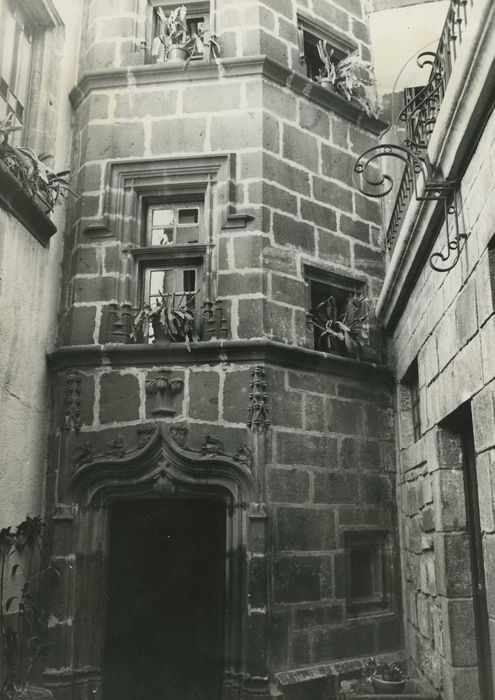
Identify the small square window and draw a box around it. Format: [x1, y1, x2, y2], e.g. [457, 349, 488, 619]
[305, 267, 365, 354]
[343, 530, 391, 617]
[297, 14, 352, 82]
[150, 2, 211, 63]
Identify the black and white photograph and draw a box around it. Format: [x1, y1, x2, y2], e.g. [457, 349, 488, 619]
[0, 0, 493, 698]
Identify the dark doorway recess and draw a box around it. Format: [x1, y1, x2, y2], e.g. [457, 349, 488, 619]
[103, 498, 226, 700]
[441, 404, 494, 700]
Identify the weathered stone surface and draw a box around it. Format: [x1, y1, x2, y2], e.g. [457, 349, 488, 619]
[223, 370, 251, 424]
[268, 468, 311, 503]
[277, 433, 338, 467]
[188, 370, 219, 421]
[99, 372, 140, 423]
[273, 556, 324, 603]
[283, 123, 319, 171]
[314, 471, 360, 504]
[277, 507, 335, 551]
[440, 597, 478, 666]
[272, 212, 316, 254]
[435, 532, 473, 597]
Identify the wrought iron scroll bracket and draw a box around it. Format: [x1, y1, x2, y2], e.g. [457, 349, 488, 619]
[354, 144, 468, 273]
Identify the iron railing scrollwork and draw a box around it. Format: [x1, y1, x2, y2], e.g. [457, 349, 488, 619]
[353, 0, 473, 272]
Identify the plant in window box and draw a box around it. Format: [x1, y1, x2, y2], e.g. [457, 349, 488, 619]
[310, 292, 370, 358]
[0, 115, 74, 215]
[316, 41, 378, 118]
[131, 290, 201, 347]
[153, 5, 220, 64]
[364, 658, 407, 695]
[0, 517, 60, 700]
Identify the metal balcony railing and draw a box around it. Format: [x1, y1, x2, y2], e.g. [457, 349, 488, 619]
[385, 0, 473, 252]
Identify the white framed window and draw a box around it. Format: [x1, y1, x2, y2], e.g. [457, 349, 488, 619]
[144, 265, 199, 310]
[0, 0, 34, 134]
[146, 202, 204, 246]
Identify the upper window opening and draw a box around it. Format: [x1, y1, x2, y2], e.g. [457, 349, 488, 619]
[146, 202, 203, 246]
[301, 29, 345, 82]
[297, 14, 353, 82]
[0, 0, 34, 136]
[150, 2, 211, 63]
[305, 267, 365, 354]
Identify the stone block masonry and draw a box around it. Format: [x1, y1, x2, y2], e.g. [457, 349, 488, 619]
[50, 1, 397, 697]
[391, 106, 495, 699]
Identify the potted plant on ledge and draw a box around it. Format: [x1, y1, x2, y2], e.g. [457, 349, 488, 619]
[310, 292, 370, 358]
[366, 658, 407, 695]
[153, 5, 220, 64]
[316, 40, 378, 117]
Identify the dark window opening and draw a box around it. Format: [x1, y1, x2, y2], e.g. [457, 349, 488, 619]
[402, 359, 421, 443]
[350, 547, 374, 598]
[344, 530, 390, 617]
[306, 268, 364, 352]
[178, 207, 199, 225]
[297, 17, 348, 82]
[103, 499, 226, 700]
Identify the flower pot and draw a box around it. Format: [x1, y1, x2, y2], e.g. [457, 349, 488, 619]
[371, 673, 406, 695]
[317, 77, 334, 88]
[167, 46, 189, 63]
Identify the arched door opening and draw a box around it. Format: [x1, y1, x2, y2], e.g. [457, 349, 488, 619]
[102, 498, 226, 700]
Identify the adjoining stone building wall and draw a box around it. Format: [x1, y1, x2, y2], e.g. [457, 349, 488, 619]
[43, 0, 403, 698]
[392, 105, 495, 700]
[0, 0, 81, 528]
[373, 2, 495, 696]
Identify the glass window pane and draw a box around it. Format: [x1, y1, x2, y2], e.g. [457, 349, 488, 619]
[178, 208, 199, 225]
[183, 269, 196, 292]
[152, 208, 174, 226]
[149, 269, 173, 298]
[16, 29, 32, 108]
[150, 227, 173, 246]
[1, 9, 16, 85]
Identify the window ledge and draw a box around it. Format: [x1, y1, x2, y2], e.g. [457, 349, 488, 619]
[0, 161, 57, 246]
[70, 56, 387, 135]
[47, 338, 393, 383]
[129, 244, 208, 264]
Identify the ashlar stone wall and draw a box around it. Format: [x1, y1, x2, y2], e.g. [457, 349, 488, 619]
[393, 103, 495, 700]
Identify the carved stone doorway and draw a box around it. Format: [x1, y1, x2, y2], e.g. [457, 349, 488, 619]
[102, 498, 226, 700]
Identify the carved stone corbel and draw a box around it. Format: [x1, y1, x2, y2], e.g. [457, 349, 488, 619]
[145, 371, 183, 416]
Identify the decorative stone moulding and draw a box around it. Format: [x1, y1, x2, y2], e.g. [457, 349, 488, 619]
[247, 365, 270, 432]
[63, 372, 82, 432]
[70, 423, 254, 506]
[145, 370, 184, 416]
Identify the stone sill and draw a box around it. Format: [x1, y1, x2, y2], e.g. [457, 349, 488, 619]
[376, 0, 495, 330]
[0, 161, 57, 246]
[275, 650, 407, 687]
[70, 56, 387, 136]
[47, 338, 393, 383]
